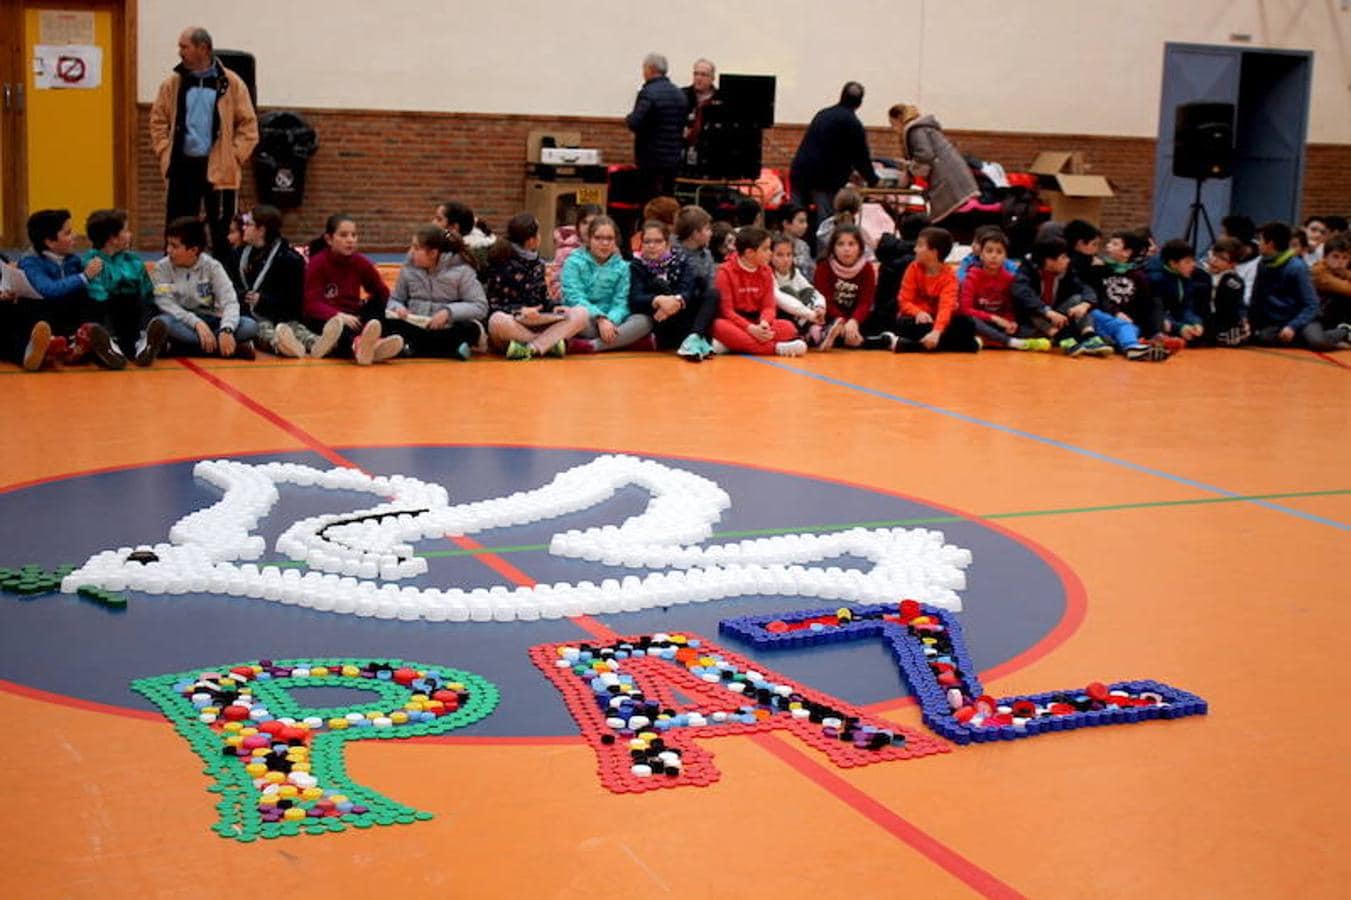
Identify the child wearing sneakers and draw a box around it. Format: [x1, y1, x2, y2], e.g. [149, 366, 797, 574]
[386, 225, 488, 361]
[560, 215, 653, 353]
[485, 213, 588, 360]
[958, 230, 1050, 351]
[815, 225, 883, 350]
[630, 220, 703, 352]
[1065, 220, 1167, 361]
[770, 234, 826, 342]
[1200, 237, 1251, 346]
[710, 226, 805, 357]
[17, 208, 123, 369]
[233, 205, 312, 358]
[302, 214, 401, 365]
[671, 205, 721, 360]
[1145, 239, 1206, 345]
[83, 209, 168, 367]
[1250, 221, 1349, 350]
[894, 226, 980, 353]
[1011, 236, 1112, 357]
[151, 217, 258, 359]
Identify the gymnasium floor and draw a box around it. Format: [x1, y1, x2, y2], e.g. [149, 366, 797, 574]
[1, 344, 1347, 899]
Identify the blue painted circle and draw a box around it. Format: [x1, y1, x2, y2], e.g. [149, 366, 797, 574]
[0, 447, 1066, 736]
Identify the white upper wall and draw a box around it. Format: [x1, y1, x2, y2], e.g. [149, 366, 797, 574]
[138, 0, 1351, 142]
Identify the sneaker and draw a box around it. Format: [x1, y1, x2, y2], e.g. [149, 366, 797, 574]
[311, 317, 345, 359]
[45, 336, 69, 364]
[861, 331, 897, 351]
[353, 319, 382, 366]
[135, 318, 168, 367]
[775, 339, 808, 357]
[232, 340, 256, 360]
[819, 318, 845, 352]
[85, 323, 126, 370]
[371, 335, 403, 363]
[505, 340, 534, 361]
[1060, 337, 1085, 357]
[565, 337, 597, 355]
[1153, 335, 1186, 354]
[273, 323, 306, 358]
[709, 338, 730, 355]
[454, 341, 473, 361]
[1019, 337, 1052, 352]
[1216, 326, 1246, 347]
[1080, 335, 1114, 357]
[545, 340, 566, 359]
[1125, 341, 1170, 362]
[676, 333, 710, 361]
[632, 334, 658, 352]
[22, 321, 51, 371]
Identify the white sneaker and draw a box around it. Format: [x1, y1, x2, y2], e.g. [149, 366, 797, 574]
[134, 318, 168, 367]
[354, 320, 382, 366]
[371, 335, 404, 363]
[710, 338, 730, 355]
[311, 317, 345, 359]
[775, 339, 808, 357]
[274, 323, 306, 358]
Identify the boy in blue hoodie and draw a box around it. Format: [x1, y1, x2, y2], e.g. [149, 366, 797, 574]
[1250, 221, 1350, 350]
[14, 208, 123, 368]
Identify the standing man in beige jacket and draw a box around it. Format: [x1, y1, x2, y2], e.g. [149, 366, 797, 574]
[149, 27, 258, 256]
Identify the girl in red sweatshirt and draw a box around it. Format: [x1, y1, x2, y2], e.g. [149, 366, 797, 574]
[710, 227, 806, 356]
[302, 214, 402, 364]
[813, 225, 878, 350]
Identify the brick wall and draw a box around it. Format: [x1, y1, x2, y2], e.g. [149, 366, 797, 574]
[134, 104, 1349, 251]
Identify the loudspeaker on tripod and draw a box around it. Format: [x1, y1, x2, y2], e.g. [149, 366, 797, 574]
[1173, 102, 1234, 180]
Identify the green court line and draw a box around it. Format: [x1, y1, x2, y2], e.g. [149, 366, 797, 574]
[394, 486, 1349, 560]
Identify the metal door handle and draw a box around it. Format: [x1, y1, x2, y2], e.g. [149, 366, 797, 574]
[2, 83, 9, 111]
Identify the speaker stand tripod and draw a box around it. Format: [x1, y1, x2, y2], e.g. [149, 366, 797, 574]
[1183, 178, 1216, 250]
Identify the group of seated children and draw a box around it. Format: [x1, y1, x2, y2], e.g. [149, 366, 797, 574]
[3, 197, 1347, 372]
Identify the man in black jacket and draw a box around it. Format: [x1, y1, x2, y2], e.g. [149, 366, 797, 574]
[626, 53, 688, 203]
[790, 82, 879, 223]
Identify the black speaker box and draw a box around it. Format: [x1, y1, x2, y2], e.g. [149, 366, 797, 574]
[215, 50, 257, 109]
[1173, 102, 1234, 179]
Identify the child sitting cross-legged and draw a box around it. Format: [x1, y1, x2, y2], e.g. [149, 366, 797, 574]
[1310, 232, 1351, 341]
[957, 230, 1050, 351]
[1200, 237, 1251, 346]
[385, 225, 488, 361]
[303, 214, 401, 365]
[1250, 221, 1350, 350]
[769, 234, 826, 344]
[629, 219, 703, 353]
[815, 224, 890, 350]
[1144, 239, 1206, 348]
[560, 215, 653, 353]
[1012, 236, 1113, 358]
[151, 216, 258, 359]
[894, 226, 980, 353]
[233, 205, 312, 358]
[83, 208, 169, 366]
[710, 226, 806, 357]
[485, 213, 589, 360]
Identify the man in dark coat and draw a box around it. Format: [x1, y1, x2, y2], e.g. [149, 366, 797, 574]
[789, 82, 879, 222]
[626, 53, 688, 203]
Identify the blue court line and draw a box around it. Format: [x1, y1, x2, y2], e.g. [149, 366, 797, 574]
[749, 358, 1349, 532]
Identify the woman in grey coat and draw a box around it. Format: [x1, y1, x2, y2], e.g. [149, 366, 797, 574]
[889, 104, 979, 224]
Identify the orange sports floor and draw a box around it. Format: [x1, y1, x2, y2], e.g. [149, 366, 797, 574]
[1, 345, 1348, 898]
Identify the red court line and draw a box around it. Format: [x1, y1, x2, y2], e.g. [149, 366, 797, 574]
[178, 361, 620, 645]
[0, 677, 164, 721]
[1312, 350, 1350, 369]
[176, 359, 353, 468]
[752, 732, 1025, 899]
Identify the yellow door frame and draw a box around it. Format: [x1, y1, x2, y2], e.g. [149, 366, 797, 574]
[1, 0, 136, 248]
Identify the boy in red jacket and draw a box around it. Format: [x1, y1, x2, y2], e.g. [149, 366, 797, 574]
[958, 231, 1051, 351]
[894, 226, 980, 352]
[710, 227, 807, 356]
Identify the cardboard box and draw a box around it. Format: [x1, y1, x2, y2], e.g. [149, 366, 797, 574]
[1028, 151, 1115, 226]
